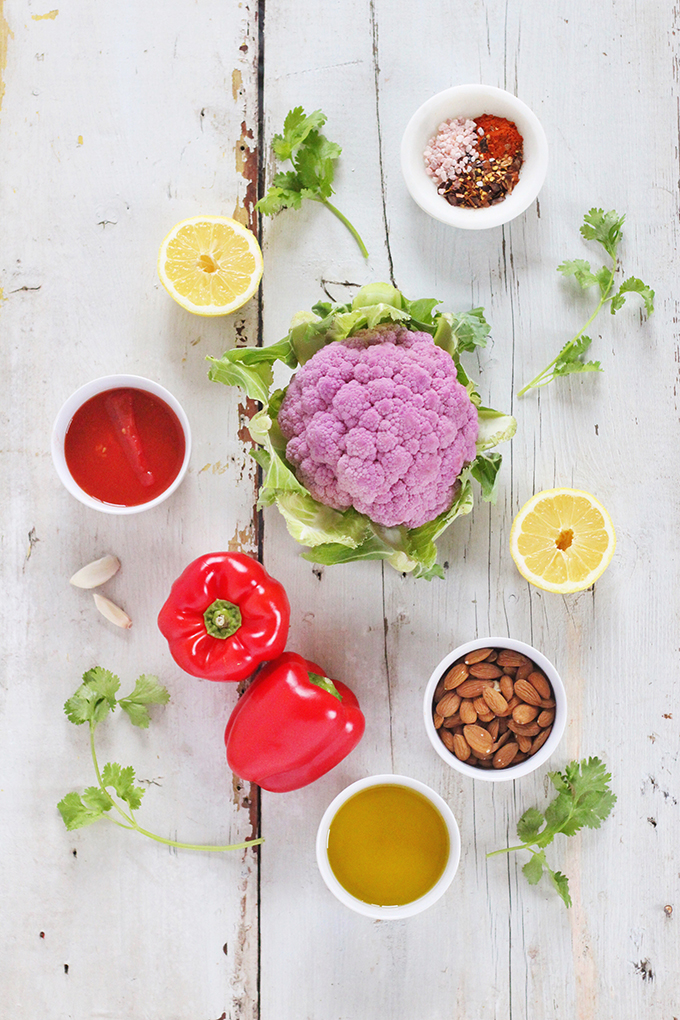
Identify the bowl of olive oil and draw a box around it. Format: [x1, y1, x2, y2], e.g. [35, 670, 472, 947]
[316, 774, 460, 919]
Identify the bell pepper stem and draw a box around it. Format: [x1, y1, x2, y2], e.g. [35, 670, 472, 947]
[308, 671, 342, 701]
[204, 599, 242, 639]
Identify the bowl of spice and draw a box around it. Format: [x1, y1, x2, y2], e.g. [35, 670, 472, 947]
[316, 773, 461, 919]
[52, 374, 191, 514]
[401, 84, 548, 229]
[423, 637, 566, 781]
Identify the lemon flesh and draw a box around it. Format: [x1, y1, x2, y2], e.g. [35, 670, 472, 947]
[510, 488, 616, 594]
[158, 216, 263, 316]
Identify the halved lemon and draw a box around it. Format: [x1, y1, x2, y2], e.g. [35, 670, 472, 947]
[510, 488, 616, 594]
[158, 216, 263, 316]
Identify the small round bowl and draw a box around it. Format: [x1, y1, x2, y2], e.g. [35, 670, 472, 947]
[423, 637, 566, 782]
[401, 84, 548, 229]
[51, 374, 192, 515]
[316, 773, 461, 920]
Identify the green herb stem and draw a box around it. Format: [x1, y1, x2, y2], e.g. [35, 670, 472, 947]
[88, 718, 263, 854]
[486, 842, 532, 858]
[314, 197, 369, 259]
[517, 267, 615, 397]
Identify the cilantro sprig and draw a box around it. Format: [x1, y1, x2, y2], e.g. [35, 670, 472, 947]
[518, 209, 654, 396]
[487, 757, 616, 907]
[58, 667, 262, 854]
[256, 107, 368, 258]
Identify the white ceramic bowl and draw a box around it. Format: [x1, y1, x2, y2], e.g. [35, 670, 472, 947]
[51, 374, 192, 515]
[401, 84, 548, 229]
[423, 637, 566, 781]
[316, 773, 461, 920]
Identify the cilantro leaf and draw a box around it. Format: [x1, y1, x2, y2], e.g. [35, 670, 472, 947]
[519, 208, 652, 396]
[57, 791, 107, 830]
[580, 207, 625, 259]
[272, 107, 327, 161]
[488, 757, 615, 907]
[552, 335, 602, 378]
[558, 259, 597, 289]
[118, 675, 170, 729]
[522, 852, 546, 885]
[64, 667, 121, 725]
[256, 107, 368, 258]
[610, 276, 655, 315]
[516, 806, 545, 844]
[101, 763, 145, 811]
[548, 869, 572, 908]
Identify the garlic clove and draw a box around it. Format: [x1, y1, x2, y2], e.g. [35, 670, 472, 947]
[93, 593, 132, 629]
[70, 554, 121, 589]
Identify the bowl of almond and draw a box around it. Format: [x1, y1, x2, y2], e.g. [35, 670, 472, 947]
[423, 638, 566, 781]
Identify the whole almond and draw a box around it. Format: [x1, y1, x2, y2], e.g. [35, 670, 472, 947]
[442, 712, 462, 729]
[510, 751, 528, 765]
[434, 712, 444, 730]
[473, 696, 489, 715]
[492, 729, 512, 751]
[500, 674, 515, 700]
[513, 679, 543, 706]
[537, 708, 555, 728]
[486, 650, 498, 662]
[463, 724, 494, 756]
[483, 687, 509, 716]
[436, 691, 462, 717]
[495, 694, 521, 717]
[452, 733, 471, 761]
[469, 662, 503, 679]
[440, 729, 456, 752]
[477, 710, 495, 723]
[527, 671, 551, 698]
[457, 679, 492, 699]
[512, 703, 540, 725]
[434, 680, 447, 703]
[459, 699, 478, 724]
[493, 742, 519, 769]
[487, 718, 500, 741]
[508, 720, 541, 737]
[464, 647, 493, 664]
[540, 697, 556, 709]
[515, 661, 533, 681]
[473, 746, 495, 761]
[444, 662, 469, 690]
[517, 734, 533, 753]
[530, 726, 553, 753]
[497, 650, 531, 668]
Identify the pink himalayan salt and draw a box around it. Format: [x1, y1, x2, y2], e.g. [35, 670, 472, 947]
[423, 117, 479, 185]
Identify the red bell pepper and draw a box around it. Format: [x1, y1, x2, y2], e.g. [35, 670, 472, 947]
[158, 552, 290, 683]
[224, 652, 365, 792]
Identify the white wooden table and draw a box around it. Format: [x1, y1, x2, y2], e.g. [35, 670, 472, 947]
[2, 1, 678, 1017]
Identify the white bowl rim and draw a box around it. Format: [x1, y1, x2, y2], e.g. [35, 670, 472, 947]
[423, 637, 566, 781]
[51, 373, 192, 515]
[316, 773, 461, 920]
[401, 83, 549, 230]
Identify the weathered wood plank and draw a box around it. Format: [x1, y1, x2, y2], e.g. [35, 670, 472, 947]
[257, 1, 680, 1018]
[0, 2, 262, 1016]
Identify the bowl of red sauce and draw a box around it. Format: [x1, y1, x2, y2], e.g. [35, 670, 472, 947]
[52, 375, 191, 514]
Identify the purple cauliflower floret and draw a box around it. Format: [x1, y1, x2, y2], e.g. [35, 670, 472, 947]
[277, 325, 479, 529]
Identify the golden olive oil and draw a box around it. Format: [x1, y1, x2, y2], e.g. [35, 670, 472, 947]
[326, 784, 450, 906]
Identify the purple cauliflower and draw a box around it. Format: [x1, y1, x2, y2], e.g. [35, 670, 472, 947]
[277, 326, 479, 529]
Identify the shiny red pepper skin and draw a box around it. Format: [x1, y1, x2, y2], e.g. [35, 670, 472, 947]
[157, 552, 290, 683]
[224, 652, 365, 792]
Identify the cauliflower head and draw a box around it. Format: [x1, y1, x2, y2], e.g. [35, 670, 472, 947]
[277, 326, 479, 529]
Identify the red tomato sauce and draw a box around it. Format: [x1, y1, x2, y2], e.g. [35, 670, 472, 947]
[64, 387, 186, 506]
